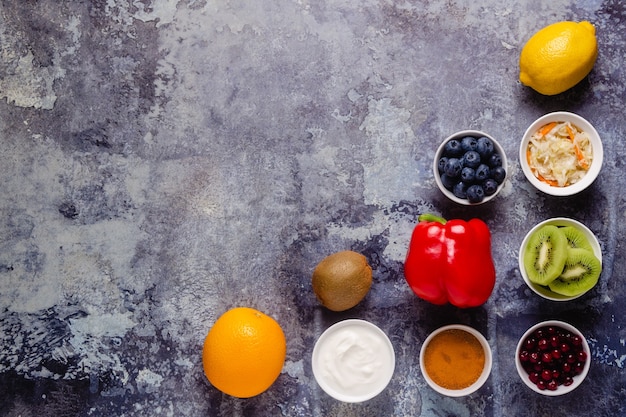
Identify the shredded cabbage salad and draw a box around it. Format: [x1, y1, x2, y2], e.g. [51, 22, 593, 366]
[526, 121, 593, 187]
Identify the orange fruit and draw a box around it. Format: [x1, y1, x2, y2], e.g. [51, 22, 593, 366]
[202, 307, 286, 398]
[312, 250, 372, 311]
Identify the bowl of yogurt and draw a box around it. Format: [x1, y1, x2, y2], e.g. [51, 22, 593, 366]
[311, 319, 395, 402]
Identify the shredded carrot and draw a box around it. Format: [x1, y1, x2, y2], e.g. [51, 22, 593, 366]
[539, 122, 557, 138]
[526, 148, 532, 165]
[575, 144, 590, 170]
[565, 124, 576, 142]
[536, 172, 560, 186]
[565, 124, 590, 169]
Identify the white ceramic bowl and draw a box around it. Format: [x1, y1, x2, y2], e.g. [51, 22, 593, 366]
[434, 130, 507, 205]
[419, 324, 492, 397]
[519, 112, 603, 196]
[515, 320, 591, 396]
[519, 217, 602, 301]
[311, 319, 395, 402]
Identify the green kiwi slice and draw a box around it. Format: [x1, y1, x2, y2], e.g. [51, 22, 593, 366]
[560, 226, 594, 252]
[523, 225, 568, 285]
[548, 248, 601, 296]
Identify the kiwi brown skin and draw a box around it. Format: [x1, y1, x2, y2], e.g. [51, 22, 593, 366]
[311, 250, 373, 311]
[560, 226, 594, 252]
[548, 247, 601, 296]
[524, 225, 568, 286]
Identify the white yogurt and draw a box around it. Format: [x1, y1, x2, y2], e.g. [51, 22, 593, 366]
[312, 319, 395, 402]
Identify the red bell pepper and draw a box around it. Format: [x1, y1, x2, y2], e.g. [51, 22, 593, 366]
[404, 214, 496, 308]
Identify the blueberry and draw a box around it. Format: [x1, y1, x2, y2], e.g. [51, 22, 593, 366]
[466, 184, 485, 203]
[440, 174, 456, 190]
[492, 166, 506, 184]
[462, 151, 481, 169]
[444, 158, 462, 178]
[475, 164, 490, 182]
[461, 167, 476, 183]
[452, 182, 468, 199]
[476, 137, 494, 159]
[488, 153, 502, 168]
[483, 178, 498, 196]
[460, 136, 478, 152]
[437, 157, 449, 173]
[443, 139, 463, 157]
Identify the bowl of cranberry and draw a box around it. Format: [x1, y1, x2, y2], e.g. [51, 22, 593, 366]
[515, 320, 590, 396]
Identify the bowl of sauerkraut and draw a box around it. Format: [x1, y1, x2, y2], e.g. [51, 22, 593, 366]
[520, 112, 603, 196]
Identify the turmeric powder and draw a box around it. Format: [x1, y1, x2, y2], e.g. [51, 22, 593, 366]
[423, 329, 485, 390]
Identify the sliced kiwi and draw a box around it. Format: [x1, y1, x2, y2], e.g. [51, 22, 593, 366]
[560, 226, 594, 252]
[523, 225, 568, 285]
[548, 248, 601, 296]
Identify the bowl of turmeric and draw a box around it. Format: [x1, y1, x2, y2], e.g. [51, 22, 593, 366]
[419, 324, 492, 397]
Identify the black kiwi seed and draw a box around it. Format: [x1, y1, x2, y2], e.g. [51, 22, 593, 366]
[560, 226, 594, 252]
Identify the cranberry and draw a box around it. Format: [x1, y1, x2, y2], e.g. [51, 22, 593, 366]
[550, 335, 560, 347]
[541, 369, 552, 381]
[529, 352, 540, 363]
[571, 335, 583, 346]
[560, 343, 571, 353]
[538, 338, 550, 350]
[574, 362, 585, 374]
[547, 380, 559, 391]
[541, 352, 553, 363]
[577, 351, 588, 362]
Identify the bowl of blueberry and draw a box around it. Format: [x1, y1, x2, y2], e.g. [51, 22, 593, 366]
[434, 130, 507, 205]
[515, 320, 590, 396]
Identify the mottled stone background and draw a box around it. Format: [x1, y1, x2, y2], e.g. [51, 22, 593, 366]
[1, 1, 625, 416]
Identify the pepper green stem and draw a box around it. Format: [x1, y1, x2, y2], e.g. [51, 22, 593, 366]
[418, 213, 447, 224]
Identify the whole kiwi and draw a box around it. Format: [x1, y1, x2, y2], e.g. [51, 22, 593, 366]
[311, 250, 372, 311]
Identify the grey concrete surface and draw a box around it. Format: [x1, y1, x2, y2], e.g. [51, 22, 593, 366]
[1, 1, 625, 416]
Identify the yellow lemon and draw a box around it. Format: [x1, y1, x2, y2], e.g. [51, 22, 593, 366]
[519, 21, 598, 95]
